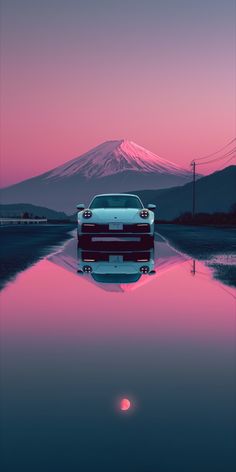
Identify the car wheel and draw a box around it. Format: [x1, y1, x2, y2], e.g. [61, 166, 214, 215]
[78, 234, 93, 249]
[149, 236, 154, 248]
[141, 235, 154, 249]
[77, 232, 80, 247]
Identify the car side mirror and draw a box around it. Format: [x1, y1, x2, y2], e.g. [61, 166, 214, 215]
[147, 203, 156, 210]
[76, 203, 85, 211]
[149, 270, 156, 275]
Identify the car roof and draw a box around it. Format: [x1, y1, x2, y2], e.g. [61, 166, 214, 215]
[92, 193, 140, 198]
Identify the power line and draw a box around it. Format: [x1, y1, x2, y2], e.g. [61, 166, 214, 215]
[192, 137, 236, 162]
[190, 139, 236, 216]
[208, 155, 236, 172]
[195, 147, 236, 166]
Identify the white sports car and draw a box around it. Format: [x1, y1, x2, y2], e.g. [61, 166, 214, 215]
[77, 193, 156, 249]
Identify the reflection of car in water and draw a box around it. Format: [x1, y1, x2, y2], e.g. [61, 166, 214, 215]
[48, 234, 187, 292]
[77, 194, 156, 250]
[77, 248, 156, 284]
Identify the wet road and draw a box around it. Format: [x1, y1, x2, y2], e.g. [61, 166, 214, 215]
[1, 234, 236, 471]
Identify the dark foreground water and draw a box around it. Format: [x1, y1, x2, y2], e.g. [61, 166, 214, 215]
[0, 224, 75, 290]
[0, 234, 235, 472]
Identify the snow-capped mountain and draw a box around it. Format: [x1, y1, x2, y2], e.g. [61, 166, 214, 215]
[46, 140, 190, 180]
[0, 140, 194, 213]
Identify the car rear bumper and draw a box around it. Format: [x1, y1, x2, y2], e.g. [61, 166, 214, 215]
[80, 250, 152, 262]
[81, 223, 151, 233]
[78, 233, 154, 250]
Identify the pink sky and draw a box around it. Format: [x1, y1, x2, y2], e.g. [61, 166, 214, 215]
[1, 0, 235, 187]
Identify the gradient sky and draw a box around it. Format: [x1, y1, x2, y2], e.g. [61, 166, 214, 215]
[1, 0, 235, 186]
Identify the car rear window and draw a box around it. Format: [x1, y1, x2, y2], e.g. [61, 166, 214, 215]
[90, 195, 143, 209]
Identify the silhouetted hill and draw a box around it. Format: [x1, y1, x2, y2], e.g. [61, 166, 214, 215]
[0, 203, 68, 220]
[133, 165, 236, 220]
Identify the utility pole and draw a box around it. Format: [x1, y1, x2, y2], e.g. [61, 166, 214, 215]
[191, 259, 196, 276]
[191, 160, 196, 217]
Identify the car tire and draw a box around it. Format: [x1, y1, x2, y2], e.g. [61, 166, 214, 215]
[77, 231, 81, 248]
[148, 238, 154, 249]
[141, 234, 154, 249]
[79, 234, 92, 249]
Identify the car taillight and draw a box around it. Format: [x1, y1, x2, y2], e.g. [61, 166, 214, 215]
[139, 209, 149, 218]
[83, 210, 93, 218]
[140, 266, 150, 274]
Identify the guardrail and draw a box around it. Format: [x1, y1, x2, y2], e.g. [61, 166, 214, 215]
[0, 218, 48, 225]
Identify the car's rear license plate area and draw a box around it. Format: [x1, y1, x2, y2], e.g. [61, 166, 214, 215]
[109, 223, 123, 230]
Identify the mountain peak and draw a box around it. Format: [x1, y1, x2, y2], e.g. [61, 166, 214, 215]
[46, 139, 191, 180]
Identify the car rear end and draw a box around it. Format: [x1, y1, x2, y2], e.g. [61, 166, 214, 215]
[77, 195, 155, 250]
[79, 221, 153, 249]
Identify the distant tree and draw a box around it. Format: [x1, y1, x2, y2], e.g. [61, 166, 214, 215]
[172, 210, 236, 226]
[174, 212, 192, 224]
[230, 203, 236, 214]
[22, 212, 29, 219]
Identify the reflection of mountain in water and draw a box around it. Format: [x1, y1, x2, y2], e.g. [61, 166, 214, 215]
[48, 235, 188, 293]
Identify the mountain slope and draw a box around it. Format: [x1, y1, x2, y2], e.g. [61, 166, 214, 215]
[46, 139, 191, 179]
[133, 165, 236, 219]
[0, 140, 193, 213]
